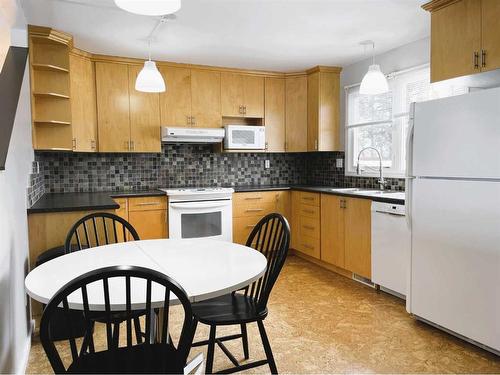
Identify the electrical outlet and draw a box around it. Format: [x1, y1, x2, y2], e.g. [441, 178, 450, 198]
[336, 158, 343, 168]
[265, 160, 270, 169]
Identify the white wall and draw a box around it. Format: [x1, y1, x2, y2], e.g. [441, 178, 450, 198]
[339, 37, 430, 150]
[0, 5, 34, 373]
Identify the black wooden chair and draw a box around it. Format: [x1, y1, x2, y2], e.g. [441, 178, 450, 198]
[64, 212, 144, 347]
[190, 213, 290, 374]
[40, 265, 202, 374]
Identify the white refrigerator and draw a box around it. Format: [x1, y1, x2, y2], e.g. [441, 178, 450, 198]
[406, 86, 500, 354]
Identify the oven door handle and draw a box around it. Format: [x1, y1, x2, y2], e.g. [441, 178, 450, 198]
[169, 202, 230, 210]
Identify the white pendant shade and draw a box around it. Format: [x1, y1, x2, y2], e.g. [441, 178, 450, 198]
[114, 0, 181, 16]
[135, 60, 166, 93]
[359, 64, 389, 95]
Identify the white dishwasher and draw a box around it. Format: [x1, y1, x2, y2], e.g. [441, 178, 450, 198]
[371, 201, 410, 298]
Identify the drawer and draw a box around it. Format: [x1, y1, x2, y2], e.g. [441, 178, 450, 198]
[297, 235, 320, 259]
[233, 216, 261, 245]
[233, 191, 278, 206]
[128, 196, 167, 212]
[299, 203, 320, 219]
[233, 200, 276, 218]
[299, 192, 320, 207]
[299, 216, 320, 239]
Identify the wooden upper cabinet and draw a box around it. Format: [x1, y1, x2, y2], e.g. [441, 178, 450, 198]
[221, 73, 264, 118]
[96, 62, 131, 152]
[159, 66, 192, 127]
[320, 194, 345, 268]
[128, 65, 161, 152]
[480, 0, 500, 72]
[191, 70, 222, 128]
[264, 77, 285, 152]
[285, 75, 308, 152]
[425, 0, 482, 82]
[344, 197, 371, 279]
[69, 52, 97, 152]
[307, 69, 341, 152]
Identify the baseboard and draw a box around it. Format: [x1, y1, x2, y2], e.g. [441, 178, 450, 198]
[16, 320, 33, 375]
[289, 249, 353, 279]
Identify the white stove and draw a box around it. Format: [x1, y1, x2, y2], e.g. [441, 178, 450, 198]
[161, 187, 234, 242]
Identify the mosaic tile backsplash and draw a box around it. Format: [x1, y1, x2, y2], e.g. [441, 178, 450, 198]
[31, 144, 404, 202]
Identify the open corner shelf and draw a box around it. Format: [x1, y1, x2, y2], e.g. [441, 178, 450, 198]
[32, 63, 69, 73]
[33, 92, 70, 99]
[34, 120, 71, 126]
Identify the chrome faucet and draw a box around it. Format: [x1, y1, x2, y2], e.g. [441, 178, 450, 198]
[356, 147, 386, 190]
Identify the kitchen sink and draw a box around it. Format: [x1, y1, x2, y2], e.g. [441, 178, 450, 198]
[328, 188, 361, 192]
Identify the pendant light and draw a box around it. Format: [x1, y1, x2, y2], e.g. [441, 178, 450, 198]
[359, 41, 389, 95]
[114, 0, 181, 16]
[135, 40, 166, 93]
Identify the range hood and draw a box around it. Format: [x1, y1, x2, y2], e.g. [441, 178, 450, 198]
[161, 127, 225, 144]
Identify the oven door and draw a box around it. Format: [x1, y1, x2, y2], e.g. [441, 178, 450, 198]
[168, 200, 233, 242]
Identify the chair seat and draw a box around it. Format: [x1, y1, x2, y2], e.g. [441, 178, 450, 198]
[67, 343, 183, 374]
[192, 293, 267, 325]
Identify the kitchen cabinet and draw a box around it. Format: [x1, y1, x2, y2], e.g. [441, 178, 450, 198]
[114, 196, 168, 240]
[291, 191, 321, 259]
[264, 77, 286, 152]
[307, 68, 341, 152]
[69, 52, 97, 152]
[221, 73, 264, 118]
[128, 65, 161, 152]
[95, 62, 131, 152]
[159, 66, 192, 127]
[424, 0, 500, 82]
[320, 194, 345, 268]
[233, 191, 290, 245]
[320, 194, 371, 278]
[285, 75, 308, 152]
[191, 69, 222, 128]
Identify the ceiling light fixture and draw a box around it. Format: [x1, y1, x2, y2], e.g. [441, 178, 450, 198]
[135, 39, 166, 93]
[359, 41, 389, 95]
[114, 0, 181, 16]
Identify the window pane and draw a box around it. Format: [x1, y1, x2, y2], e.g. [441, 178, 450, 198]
[348, 90, 392, 125]
[350, 123, 393, 169]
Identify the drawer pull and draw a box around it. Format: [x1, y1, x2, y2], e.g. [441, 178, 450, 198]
[136, 202, 160, 206]
[302, 209, 315, 214]
[302, 244, 314, 250]
[302, 197, 314, 201]
[302, 225, 315, 230]
[245, 208, 264, 212]
[246, 225, 257, 228]
[244, 197, 263, 200]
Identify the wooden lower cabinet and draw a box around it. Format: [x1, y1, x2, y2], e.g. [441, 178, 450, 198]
[343, 197, 371, 279]
[320, 194, 345, 268]
[114, 196, 168, 240]
[291, 191, 321, 259]
[232, 190, 290, 245]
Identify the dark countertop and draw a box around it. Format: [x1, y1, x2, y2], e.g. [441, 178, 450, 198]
[28, 186, 404, 214]
[28, 190, 166, 214]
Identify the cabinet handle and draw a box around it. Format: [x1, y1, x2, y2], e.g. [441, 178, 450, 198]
[91, 139, 96, 150]
[265, 142, 268, 151]
[302, 244, 314, 250]
[244, 197, 262, 200]
[191, 116, 196, 126]
[239, 105, 243, 114]
[187, 115, 191, 126]
[72, 138, 76, 150]
[339, 199, 347, 209]
[246, 208, 264, 212]
[302, 209, 315, 214]
[481, 50, 487, 68]
[125, 141, 130, 151]
[130, 140, 135, 151]
[302, 225, 315, 230]
[136, 202, 160, 206]
[314, 139, 318, 150]
[243, 105, 247, 115]
[474, 51, 479, 69]
[302, 197, 314, 201]
[246, 224, 257, 228]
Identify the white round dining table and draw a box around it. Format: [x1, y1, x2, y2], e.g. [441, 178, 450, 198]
[25, 239, 267, 311]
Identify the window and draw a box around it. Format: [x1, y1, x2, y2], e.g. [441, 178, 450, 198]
[345, 65, 468, 177]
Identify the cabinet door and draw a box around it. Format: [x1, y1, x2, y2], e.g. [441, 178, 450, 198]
[290, 191, 301, 250]
[221, 72, 244, 117]
[481, 0, 500, 72]
[275, 190, 290, 223]
[191, 69, 222, 128]
[128, 65, 161, 153]
[344, 197, 371, 279]
[70, 53, 97, 152]
[307, 71, 319, 151]
[128, 210, 167, 240]
[264, 77, 285, 152]
[430, 0, 481, 82]
[319, 71, 340, 151]
[114, 198, 129, 221]
[96, 62, 130, 152]
[285, 76, 307, 152]
[320, 194, 345, 268]
[159, 66, 192, 127]
[243, 75, 264, 118]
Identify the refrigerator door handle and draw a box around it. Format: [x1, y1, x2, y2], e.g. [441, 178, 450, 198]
[405, 178, 412, 230]
[405, 102, 416, 230]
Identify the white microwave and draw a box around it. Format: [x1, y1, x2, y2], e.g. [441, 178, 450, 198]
[224, 125, 266, 150]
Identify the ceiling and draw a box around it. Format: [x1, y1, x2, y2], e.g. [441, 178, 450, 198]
[20, 0, 430, 72]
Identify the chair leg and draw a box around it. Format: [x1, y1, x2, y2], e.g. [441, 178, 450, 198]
[206, 325, 217, 374]
[133, 317, 143, 344]
[257, 320, 277, 374]
[240, 323, 249, 359]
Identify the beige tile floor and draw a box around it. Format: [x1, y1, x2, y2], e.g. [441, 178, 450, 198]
[27, 255, 500, 374]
